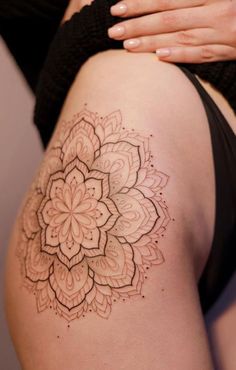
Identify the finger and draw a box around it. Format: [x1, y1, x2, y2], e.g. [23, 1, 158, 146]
[155, 44, 236, 63]
[110, 0, 206, 17]
[123, 28, 218, 52]
[108, 6, 211, 40]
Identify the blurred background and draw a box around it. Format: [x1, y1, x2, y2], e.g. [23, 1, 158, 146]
[0, 36, 235, 370]
[0, 38, 42, 370]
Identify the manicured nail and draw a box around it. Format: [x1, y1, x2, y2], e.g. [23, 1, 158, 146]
[156, 48, 171, 57]
[108, 25, 125, 38]
[111, 2, 128, 16]
[124, 39, 141, 49]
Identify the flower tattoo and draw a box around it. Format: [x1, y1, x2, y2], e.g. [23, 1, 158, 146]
[18, 108, 170, 321]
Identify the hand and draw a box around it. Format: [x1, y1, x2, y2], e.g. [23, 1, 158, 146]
[62, 0, 93, 23]
[109, 0, 236, 63]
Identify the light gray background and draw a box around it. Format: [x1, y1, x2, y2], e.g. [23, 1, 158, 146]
[0, 37, 235, 370]
[0, 38, 42, 370]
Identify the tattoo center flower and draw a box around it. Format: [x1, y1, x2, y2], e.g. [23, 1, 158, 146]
[38, 159, 119, 269]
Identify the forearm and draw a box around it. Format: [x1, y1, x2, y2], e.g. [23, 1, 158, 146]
[62, 0, 94, 23]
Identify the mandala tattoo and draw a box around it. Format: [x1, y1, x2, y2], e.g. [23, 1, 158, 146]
[18, 108, 171, 321]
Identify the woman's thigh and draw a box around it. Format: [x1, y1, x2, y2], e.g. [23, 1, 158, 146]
[5, 50, 216, 370]
[209, 288, 236, 370]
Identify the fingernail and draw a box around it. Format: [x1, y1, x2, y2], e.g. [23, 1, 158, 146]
[124, 39, 141, 49]
[108, 25, 125, 38]
[111, 3, 127, 16]
[156, 48, 171, 57]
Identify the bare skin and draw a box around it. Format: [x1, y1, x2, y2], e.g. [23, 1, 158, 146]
[62, 0, 93, 22]
[2, 0, 235, 367]
[109, 0, 236, 63]
[209, 298, 236, 370]
[6, 48, 236, 370]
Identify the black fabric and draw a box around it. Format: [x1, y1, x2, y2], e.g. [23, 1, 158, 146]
[0, 0, 68, 19]
[177, 62, 236, 115]
[34, 0, 123, 147]
[1, 0, 236, 144]
[33, 0, 236, 147]
[179, 67, 236, 313]
[0, 0, 69, 91]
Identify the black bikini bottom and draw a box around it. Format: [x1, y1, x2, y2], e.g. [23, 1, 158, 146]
[179, 67, 236, 313]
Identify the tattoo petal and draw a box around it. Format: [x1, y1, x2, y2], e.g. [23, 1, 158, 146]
[25, 234, 54, 283]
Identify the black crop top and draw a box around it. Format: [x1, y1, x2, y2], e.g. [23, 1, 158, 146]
[33, 0, 236, 147]
[0, 0, 69, 91]
[1, 0, 236, 145]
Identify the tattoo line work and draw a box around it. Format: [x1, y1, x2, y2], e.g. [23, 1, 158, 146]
[18, 108, 170, 321]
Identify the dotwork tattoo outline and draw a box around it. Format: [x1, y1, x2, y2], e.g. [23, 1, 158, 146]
[18, 108, 171, 321]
